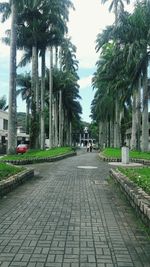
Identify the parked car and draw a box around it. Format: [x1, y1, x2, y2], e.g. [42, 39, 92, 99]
[16, 144, 28, 154]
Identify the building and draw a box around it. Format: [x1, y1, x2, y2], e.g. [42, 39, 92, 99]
[0, 110, 29, 154]
[79, 127, 96, 147]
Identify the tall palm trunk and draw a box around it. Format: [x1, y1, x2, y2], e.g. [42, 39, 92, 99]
[58, 47, 63, 146]
[35, 49, 39, 148]
[54, 97, 58, 146]
[55, 46, 58, 68]
[30, 45, 37, 148]
[114, 95, 120, 147]
[136, 77, 141, 151]
[40, 49, 45, 149]
[52, 100, 55, 147]
[26, 99, 30, 134]
[8, 3, 17, 154]
[99, 121, 105, 149]
[49, 46, 53, 148]
[110, 120, 114, 147]
[141, 62, 149, 152]
[59, 89, 62, 146]
[69, 121, 72, 146]
[131, 89, 137, 150]
[54, 46, 59, 147]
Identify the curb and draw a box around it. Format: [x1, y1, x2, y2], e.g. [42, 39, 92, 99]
[110, 168, 150, 228]
[0, 169, 34, 198]
[0, 151, 77, 165]
[99, 154, 150, 166]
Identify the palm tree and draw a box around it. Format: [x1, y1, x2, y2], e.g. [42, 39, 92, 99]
[16, 0, 71, 148]
[94, 1, 150, 152]
[100, 0, 131, 148]
[0, 1, 18, 154]
[101, 0, 130, 23]
[114, 2, 150, 151]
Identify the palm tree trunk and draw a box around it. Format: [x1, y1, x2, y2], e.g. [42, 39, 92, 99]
[110, 120, 114, 147]
[55, 46, 58, 68]
[69, 121, 72, 146]
[114, 95, 120, 148]
[61, 107, 64, 146]
[49, 46, 53, 148]
[8, 3, 17, 154]
[131, 89, 137, 150]
[136, 77, 141, 151]
[30, 45, 37, 148]
[54, 97, 58, 146]
[26, 100, 30, 134]
[35, 49, 39, 148]
[141, 62, 149, 152]
[40, 49, 45, 149]
[59, 89, 62, 146]
[52, 99, 55, 147]
[99, 121, 105, 149]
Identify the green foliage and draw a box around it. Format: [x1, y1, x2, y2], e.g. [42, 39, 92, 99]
[0, 95, 8, 110]
[102, 148, 150, 160]
[0, 162, 24, 181]
[17, 112, 26, 131]
[118, 167, 150, 194]
[88, 122, 99, 140]
[1, 147, 73, 161]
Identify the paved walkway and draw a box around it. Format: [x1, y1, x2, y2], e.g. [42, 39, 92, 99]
[0, 150, 150, 267]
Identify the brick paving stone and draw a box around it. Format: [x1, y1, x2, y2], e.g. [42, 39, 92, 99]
[0, 263, 10, 267]
[0, 151, 150, 267]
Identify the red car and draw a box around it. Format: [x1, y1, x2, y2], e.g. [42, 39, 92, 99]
[16, 144, 28, 154]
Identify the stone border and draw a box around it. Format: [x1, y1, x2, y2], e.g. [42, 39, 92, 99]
[110, 168, 150, 228]
[0, 169, 34, 198]
[0, 151, 76, 165]
[99, 153, 150, 166]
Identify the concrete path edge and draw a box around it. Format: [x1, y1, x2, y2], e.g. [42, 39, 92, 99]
[0, 151, 77, 165]
[0, 169, 34, 198]
[99, 153, 150, 166]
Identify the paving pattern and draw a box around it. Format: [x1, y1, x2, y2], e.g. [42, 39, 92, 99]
[0, 150, 150, 267]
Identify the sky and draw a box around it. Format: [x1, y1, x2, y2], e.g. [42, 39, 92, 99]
[0, 0, 134, 122]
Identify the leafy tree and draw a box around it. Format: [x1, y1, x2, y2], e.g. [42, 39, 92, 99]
[0, 96, 8, 111]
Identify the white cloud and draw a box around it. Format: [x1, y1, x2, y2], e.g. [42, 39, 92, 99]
[68, 0, 114, 68]
[68, 0, 135, 69]
[78, 75, 93, 89]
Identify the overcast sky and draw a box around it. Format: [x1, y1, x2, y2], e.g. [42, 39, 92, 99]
[0, 0, 134, 122]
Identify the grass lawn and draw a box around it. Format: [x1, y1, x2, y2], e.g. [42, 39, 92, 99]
[118, 167, 150, 194]
[0, 146, 74, 161]
[103, 148, 150, 195]
[0, 162, 24, 181]
[102, 148, 150, 160]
